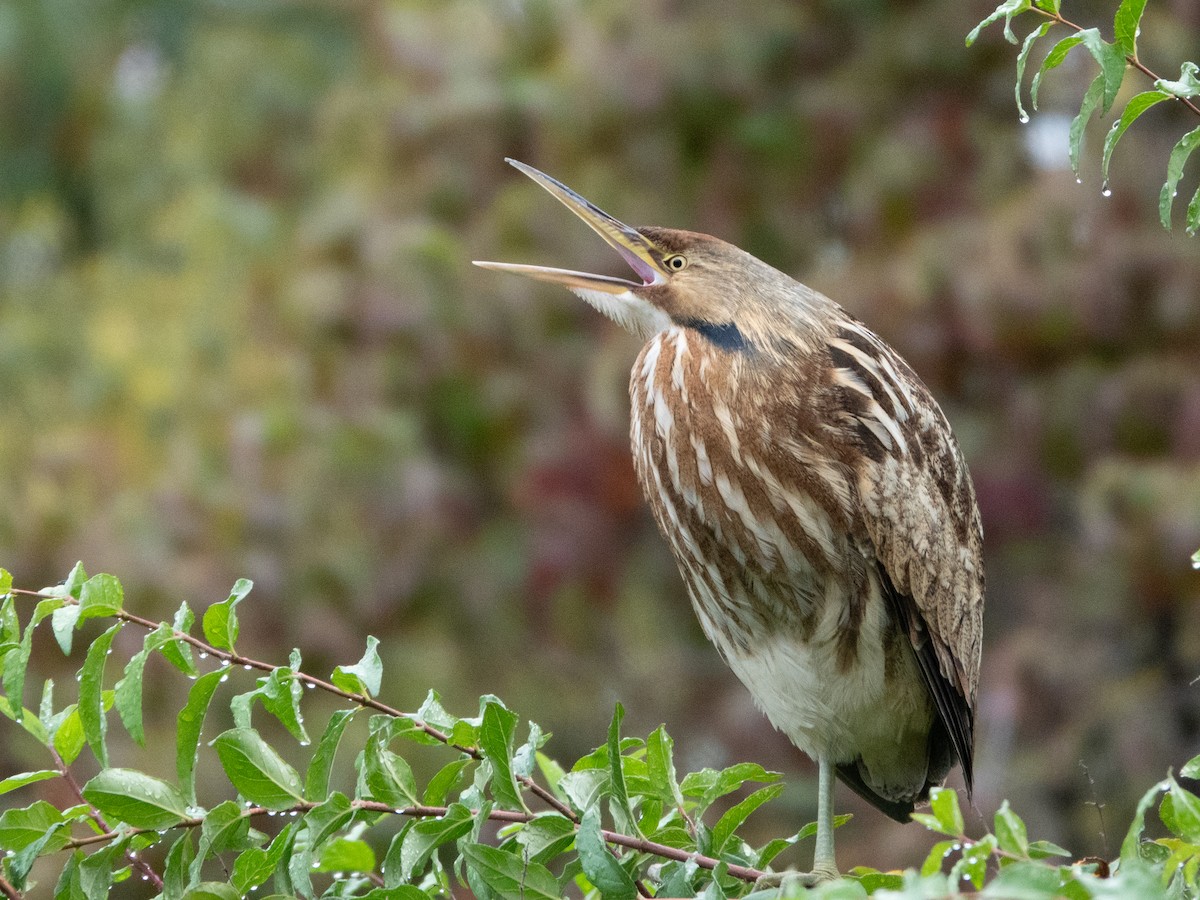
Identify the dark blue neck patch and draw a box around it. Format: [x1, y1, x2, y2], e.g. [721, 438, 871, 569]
[677, 317, 751, 353]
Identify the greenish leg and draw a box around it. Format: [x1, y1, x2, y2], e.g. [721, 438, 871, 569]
[811, 756, 839, 880]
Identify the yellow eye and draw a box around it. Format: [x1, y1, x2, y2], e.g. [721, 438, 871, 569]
[664, 254, 688, 271]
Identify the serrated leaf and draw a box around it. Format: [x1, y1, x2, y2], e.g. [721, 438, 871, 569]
[213, 727, 304, 809]
[681, 762, 780, 809]
[645, 726, 685, 809]
[711, 783, 785, 854]
[79, 622, 122, 766]
[1114, 0, 1147, 57]
[306, 708, 357, 801]
[81, 768, 191, 830]
[177, 669, 224, 805]
[1069, 74, 1107, 177]
[0, 769, 59, 796]
[1159, 126, 1200, 228]
[331, 635, 382, 698]
[398, 803, 473, 881]
[966, 0, 1032, 48]
[479, 700, 525, 811]
[461, 842, 562, 900]
[77, 574, 123, 623]
[202, 578, 252, 652]
[0, 800, 71, 852]
[576, 803, 636, 899]
[1103, 91, 1170, 186]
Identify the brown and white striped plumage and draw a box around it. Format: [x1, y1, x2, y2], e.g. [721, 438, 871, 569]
[475, 161, 984, 875]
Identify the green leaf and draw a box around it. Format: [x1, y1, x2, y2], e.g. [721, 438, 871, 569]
[178, 669, 225, 805]
[1026, 838, 1070, 859]
[512, 720, 545, 778]
[315, 838, 376, 873]
[163, 833, 196, 899]
[606, 703, 639, 835]
[6, 821, 69, 889]
[1156, 61, 1200, 100]
[460, 842, 562, 900]
[161, 603, 198, 676]
[1160, 126, 1200, 228]
[182, 883, 242, 900]
[397, 803, 473, 881]
[81, 768, 192, 830]
[966, 0, 1032, 47]
[1069, 74, 1107, 177]
[0, 800, 71, 852]
[1183, 754, 1200, 780]
[79, 622, 123, 767]
[256, 667, 309, 745]
[658, 859, 701, 898]
[62, 562, 88, 599]
[710, 783, 785, 854]
[1113, 0, 1147, 57]
[51, 604, 81, 655]
[77, 837, 125, 900]
[54, 705, 86, 764]
[1, 620, 33, 726]
[1102, 91, 1171, 186]
[1078, 28, 1128, 113]
[363, 720, 420, 808]
[305, 708, 357, 801]
[576, 803, 636, 899]
[232, 822, 293, 894]
[479, 699, 525, 811]
[681, 762, 780, 809]
[0, 769, 59, 796]
[423, 756, 471, 806]
[1187, 185, 1200, 235]
[192, 800, 254, 883]
[929, 787, 965, 835]
[982, 860, 1066, 895]
[202, 578, 253, 652]
[77, 574, 124, 623]
[1015, 22, 1054, 122]
[0, 569, 10, 595]
[646, 725, 685, 808]
[331, 635, 382, 698]
[213, 727, 304, 809]
[1122, 778, 1169, 864]
[1162, 776, 1200, 841]
[993, 800, 1030, 858]
[950, 834, 996, 890]
[921, 839, 957, 876]
[114, 625, 172, 747]
[514, 813, 577, 866]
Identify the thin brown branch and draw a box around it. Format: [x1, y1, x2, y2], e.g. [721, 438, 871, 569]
[61, 799, 770, 885]
[0, 874, 22, 900]
[1030, 6, 1200, 119]
[47, 745, 163, 890]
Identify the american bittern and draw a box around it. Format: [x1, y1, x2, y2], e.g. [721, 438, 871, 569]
[475, 159, 984, 882]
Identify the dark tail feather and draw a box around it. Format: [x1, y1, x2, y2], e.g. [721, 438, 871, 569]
[834, 763, 916, 823]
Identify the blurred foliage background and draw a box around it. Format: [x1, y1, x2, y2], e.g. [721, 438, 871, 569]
[2, 0, 1199, 878]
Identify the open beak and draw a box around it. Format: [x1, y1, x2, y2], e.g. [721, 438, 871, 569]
[473, 159, 667, 295]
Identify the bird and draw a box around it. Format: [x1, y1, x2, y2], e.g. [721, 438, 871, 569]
[474, 159, 984, 883]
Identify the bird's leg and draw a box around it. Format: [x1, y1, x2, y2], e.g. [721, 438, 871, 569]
[755, 756, 840, 890]
[811, 755, 839, 880]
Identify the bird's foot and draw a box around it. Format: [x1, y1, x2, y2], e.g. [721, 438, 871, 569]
[754, 864, 840, 893]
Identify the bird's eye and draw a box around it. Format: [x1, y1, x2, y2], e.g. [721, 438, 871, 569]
[665, 255, 688, 271]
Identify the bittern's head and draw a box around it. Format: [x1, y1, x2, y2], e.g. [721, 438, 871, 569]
[475, 160, 818, 354]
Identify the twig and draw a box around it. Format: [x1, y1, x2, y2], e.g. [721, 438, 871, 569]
[1031, 6, 1200, 119]
[47, 745, 163, 890]
[0, 874, 22, 900]
[60, 799, 771, 885]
